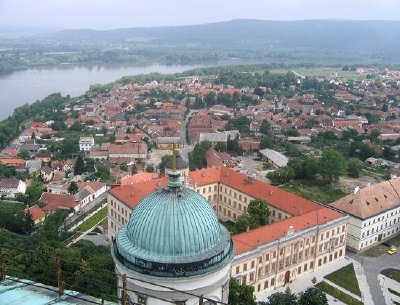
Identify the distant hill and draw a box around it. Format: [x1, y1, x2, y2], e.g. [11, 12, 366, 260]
[46, 19, 400, 52]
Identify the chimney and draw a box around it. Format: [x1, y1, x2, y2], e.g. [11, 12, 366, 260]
[354, 186, 360, 194]
[269, 190, 273, 195]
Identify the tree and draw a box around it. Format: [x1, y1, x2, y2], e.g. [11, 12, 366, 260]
[17, 149, 30, 159]
[248, 198, 269, 226]
[188, 141, 212, 170]
[260, 120, 272, 137]
[298, 287, 328, 305]
[260, 136, 274, 149]
[319, 148, 346, 184]
[68, 182, 79, 195]
[347, 158, 363, 178]
[235, 214, 259, 233]
[158, 155, 172, 174]
[254, 87, 265, 98]
[74, 155, 85, 175]
[228, 278, 256, 305]
[145, 165, 155, 173]
[263, 288, 298, 305]
[369, 129, 381, 143]
[214, 142, 227, 152]
[23, 209, 35, 235]
[382, 146, 395, 161]
[25, 182, 43, 205]
[267, 167, 295, 185]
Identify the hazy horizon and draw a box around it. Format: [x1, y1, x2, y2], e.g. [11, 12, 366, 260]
[0, 0, 399, 30]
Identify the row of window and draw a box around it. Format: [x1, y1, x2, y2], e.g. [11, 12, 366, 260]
[363, 208, 400, 227]
[362, 220, 400, 238]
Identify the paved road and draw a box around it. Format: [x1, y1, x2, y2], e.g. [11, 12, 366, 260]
[348, 250, 400, 305]
[180, 109, 199, 163]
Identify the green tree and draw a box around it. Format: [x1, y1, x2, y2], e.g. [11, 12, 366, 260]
[382, 146, 395, 161]
[263, 288, 298, 305]
[23, 209, 35, 235]
[74, 155, 85, 175]
[369, 129, 381, 143]
[234, 214, 259, 233]
[214, 142, 227, 152]
[228, 278, 256, 305]
[260, 120, 272, 136]
[247, 198, 269, 226]
[25, 183, 43, 205]
[260, 136, 274, 149]
[267, 167, 295, 185]
[298, 287, 328, 305]
[319, 148, 346, 184]
[17, 149, 30, 159]
[68, 182, 79, 195]
[188, 141, 212, 170]
[347, 158, 363, 178]
[158, 155, 172, 174]
[145, 165, 155, 173]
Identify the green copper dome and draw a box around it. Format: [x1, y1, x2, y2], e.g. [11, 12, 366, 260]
[114, 173, 234, 277]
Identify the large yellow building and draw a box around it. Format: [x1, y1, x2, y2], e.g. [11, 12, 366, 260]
[107, 166, 348, 297]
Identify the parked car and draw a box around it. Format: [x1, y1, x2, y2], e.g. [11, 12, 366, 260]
[388, 248, 397, 255]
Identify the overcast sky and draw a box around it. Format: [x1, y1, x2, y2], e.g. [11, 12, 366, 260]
[0, 0, 399, 30]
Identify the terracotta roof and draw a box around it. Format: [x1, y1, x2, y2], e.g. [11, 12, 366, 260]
[25, 205, 45, 221]
[330, 178, 400, 219]
[109, 177, 168, 209]
[121, 173, 160, 186]
[0, 158, 26, 166]
[40, 193, 77, 213]
[233, 208, 344, 255]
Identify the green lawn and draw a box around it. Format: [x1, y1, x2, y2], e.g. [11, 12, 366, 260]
[282, 180, 346, 205]
[77, 207, 107, 232]
[388, 234, 400, 247]
[381, 269, 400, 283]
[324, 264, 362, 297]
[316, 282, 364, 305]
[363, 244, 390, 257]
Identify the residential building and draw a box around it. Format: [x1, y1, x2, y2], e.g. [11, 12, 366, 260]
[25, 205, 46, 225]
[40, 193, 78, 214]
[330, 178, 400, 252]
[0, 179, 26, 198]
[79, 136, 95, 152]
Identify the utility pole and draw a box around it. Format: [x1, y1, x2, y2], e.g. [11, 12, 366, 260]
[121, 274, 127, 305]
[56, 257, 64, 297]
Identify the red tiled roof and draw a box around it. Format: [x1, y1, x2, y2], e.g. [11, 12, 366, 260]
[121, 173, 160, 186]
[187, 167, 321, 216]
[25, 205, 45, 221]
[40, 193, 77, 213]
[109, 177, 168, 209]
[233, 208, 343, 254]
[0, 158, 26, 166]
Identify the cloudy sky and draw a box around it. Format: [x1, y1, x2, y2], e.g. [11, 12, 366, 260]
[0, 0, 399, 30]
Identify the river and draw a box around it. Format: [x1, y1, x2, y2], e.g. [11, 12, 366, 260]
[0, 63, 203, 120]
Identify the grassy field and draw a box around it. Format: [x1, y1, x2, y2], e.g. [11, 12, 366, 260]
[381, 269, 400, 283]
[316, 282, 364, 305]
[77, 207, 107, 232]
[282, 180, 346, 205]
[324, 264, 362, 297]
[270, 67, 364, 81]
